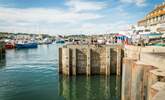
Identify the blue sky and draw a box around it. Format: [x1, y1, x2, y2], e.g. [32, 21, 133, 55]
[0, 0, 164, 35]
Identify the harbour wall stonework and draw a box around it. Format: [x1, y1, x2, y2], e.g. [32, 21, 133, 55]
[122, 45, 165, 100]
[59, 44, 165, 100]
[59, 45, 123, 76]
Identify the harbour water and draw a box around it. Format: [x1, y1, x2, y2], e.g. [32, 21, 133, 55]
[0, 44, 121, 100]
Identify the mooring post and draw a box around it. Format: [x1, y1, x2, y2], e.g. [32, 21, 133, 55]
[86, 48, 91, 76]
[106, 47, 111, 76]
[72, 48, 77, 75]
[117, 47, 121, 76]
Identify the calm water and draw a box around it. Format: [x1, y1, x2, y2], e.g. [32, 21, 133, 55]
[0, 44, 121, 100]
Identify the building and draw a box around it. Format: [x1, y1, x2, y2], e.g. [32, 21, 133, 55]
[138, 1, 165, 33]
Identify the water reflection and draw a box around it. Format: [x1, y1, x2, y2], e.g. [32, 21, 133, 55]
[59, 75, 121, 100]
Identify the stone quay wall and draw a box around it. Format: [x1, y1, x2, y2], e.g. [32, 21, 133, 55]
[122, 45, 165, 100]
[59, 44, 123, 76]
[59, 44, 165, 100]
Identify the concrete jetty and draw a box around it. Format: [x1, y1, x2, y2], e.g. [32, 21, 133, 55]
[122, 45, 165, 100]
[59, 44, 165, 100]
[59, 44, 123, 76]
[0, 42, 5, 60]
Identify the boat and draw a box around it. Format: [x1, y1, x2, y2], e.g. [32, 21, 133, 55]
[15, 41, 38, 49]
[43, 38, 53, 44]
[56, 39, 65, 44]
[5, 42, 15, 49]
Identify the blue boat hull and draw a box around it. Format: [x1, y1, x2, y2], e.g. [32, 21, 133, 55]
[16, 43, 38, 49]
[56, 41, 65, 44]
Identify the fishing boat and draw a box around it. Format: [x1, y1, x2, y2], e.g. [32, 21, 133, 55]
[5, 42, 15, 49]
[56, 39, 65, 44]
[43, 38, 53, 44]
[15, 41, 38, 49]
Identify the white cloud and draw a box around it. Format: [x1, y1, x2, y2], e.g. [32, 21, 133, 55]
[0, 0, 139, 34]
[66, 0, 107, 12]
[0, 7, 102, 24]
[0, 0, 109, 34]
[120, 0, 146, 6]
[0, 6, 104, 34]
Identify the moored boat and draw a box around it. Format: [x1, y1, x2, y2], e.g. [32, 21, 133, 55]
[43, 38, 53, 44]
[56, 39, 65, 44]
[15, 41, 38, 49]
[5, 43, 15, 49]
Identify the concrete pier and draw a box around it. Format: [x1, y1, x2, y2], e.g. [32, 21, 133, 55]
[148, 69, 165, 100]
[122, 45, 165, 100]
[59, 45, 165, 100]
[59, 45, 123, 76]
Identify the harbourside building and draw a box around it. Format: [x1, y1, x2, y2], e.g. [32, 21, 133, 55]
[138, 1, 165, 33]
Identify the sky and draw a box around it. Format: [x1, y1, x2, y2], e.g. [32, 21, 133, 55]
[0, 0, 164, 35]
